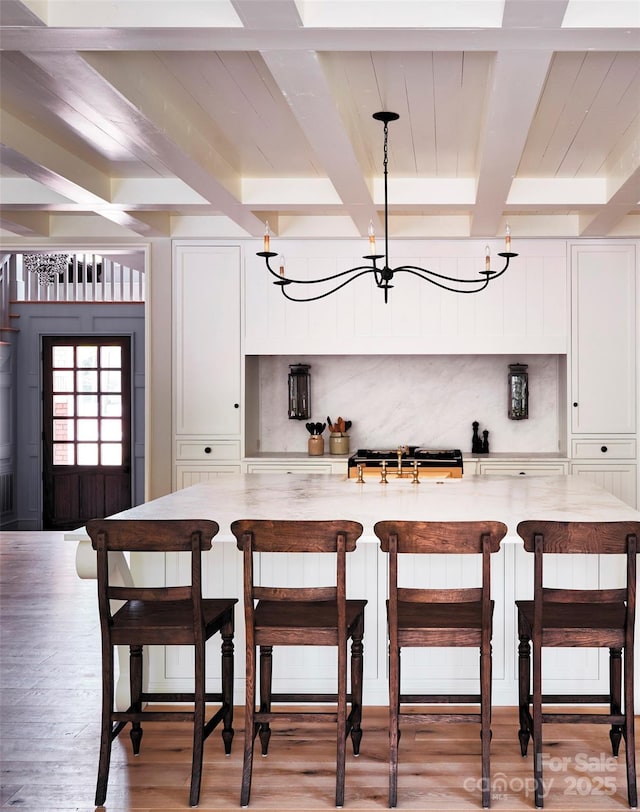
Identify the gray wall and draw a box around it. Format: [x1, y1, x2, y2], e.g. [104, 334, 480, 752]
[12, 302, 145, 530]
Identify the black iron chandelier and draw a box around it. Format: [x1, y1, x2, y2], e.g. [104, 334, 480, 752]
[257, 111, 518, 303]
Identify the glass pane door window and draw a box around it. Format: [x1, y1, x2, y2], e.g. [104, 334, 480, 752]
[44, 336, 130, 467]
[49, 342, 125, 466]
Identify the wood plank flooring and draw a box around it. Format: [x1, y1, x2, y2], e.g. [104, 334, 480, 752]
[1, 530, 637, 811]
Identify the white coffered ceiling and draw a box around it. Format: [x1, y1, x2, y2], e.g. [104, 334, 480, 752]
[0, 0, 639, 243]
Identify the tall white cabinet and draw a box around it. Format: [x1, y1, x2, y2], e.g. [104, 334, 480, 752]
[569, 243, 638, 507]
[172, 243, 243, 488]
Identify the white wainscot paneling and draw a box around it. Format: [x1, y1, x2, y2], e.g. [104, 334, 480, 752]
[393, 549, 507, 696]
[513, 544, 609, 689]
[256, 545, 380, 693]
[160, 544, 244, 690]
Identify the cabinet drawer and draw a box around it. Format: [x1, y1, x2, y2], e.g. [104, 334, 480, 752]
[571, 438, 637, 460]
[175, 440, 241, 461]
[478, 462, 568, 476]
[245, 462, 334, 474]
[175, 464, 242, 490]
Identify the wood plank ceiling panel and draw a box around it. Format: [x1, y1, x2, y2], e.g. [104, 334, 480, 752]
[536, 53, 619, 177]
[160, 51, 320, 178]
[569, 53, 640, 177]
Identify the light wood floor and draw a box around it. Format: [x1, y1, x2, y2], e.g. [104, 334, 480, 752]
[1, 530, 637, 811]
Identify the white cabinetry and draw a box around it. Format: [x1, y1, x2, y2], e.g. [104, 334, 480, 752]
[570, 243, 636, 435]
[569, 243, 638, 507]
[243, 457, 349, 475]
[245, 239, 567, 355]
[173, 243, 242, 489]
[478, 461, 568, 476]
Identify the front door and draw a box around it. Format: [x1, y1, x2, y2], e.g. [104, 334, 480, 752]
[42, 336, 132, 530]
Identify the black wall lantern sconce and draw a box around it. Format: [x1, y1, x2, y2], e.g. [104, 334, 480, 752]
[508, 363, 529, 420]
[288, 363, 311, 420]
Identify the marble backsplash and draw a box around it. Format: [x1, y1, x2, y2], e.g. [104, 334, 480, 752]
[256, 354, 563, 455]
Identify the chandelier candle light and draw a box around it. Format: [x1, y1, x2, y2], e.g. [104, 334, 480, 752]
[257, 111, 518, 303]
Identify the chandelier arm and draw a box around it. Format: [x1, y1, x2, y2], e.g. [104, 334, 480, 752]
[398, 267, 492, 293]
[279, 269, 377, 302]
[479, 253, 515, 281]
[397, 253, 515, 285]
[263, 254, 378, 285]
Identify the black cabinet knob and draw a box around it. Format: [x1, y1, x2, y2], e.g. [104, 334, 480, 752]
[572, 402, 578, 407]
[518, 471, 526, 475]
[601, 445, 608, 453]
[234, 403, 239, 409]
[204, 446, 212, 454]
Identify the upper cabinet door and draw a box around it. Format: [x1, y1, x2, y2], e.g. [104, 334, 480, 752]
[173, 244, 241, 437]
[571, 243, 637, 435]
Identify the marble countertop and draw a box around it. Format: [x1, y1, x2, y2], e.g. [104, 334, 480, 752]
[69, 473, 639, 545]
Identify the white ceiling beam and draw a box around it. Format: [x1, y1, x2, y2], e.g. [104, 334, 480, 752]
[0, 0, 46, 25]
[3, 25, 638, 53]
[502, 0, 569, 28]
[20, 50, 266, 235]
[233, 0, 378, 235]
[0, 176, 72, 205]
[579, 166, 640, 236]
[230, 0, 302, 29]
[471, 49, 554, 237]
[579, 122, 640, 235]
[0, 211, 50, 237]
[0, 120, 111, 205]
[96, 210, 172, 237]
[258, 48, 379, 235]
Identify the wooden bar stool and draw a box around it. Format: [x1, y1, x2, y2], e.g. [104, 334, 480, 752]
[86, 518, 237, 808]
[230, 519, 367, 808]
[374, 520, 507, 809]
[516, 520, 638, 809]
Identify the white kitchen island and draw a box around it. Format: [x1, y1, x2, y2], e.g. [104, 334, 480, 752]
[73, 473, 640, 707]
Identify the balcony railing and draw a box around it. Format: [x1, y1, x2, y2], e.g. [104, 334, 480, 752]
[17, 252, 145, 302]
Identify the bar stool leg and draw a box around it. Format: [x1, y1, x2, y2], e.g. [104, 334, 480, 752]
[517, 634, 532, 757]
[623, 648, 637, 808]
[480, 643, 492, 809]
[348, 616, 364, 755]
[258, 645, 273, 756]
[336, 638, 347, 808]
[388, 644, 400, 808]
[532, 638, 544, 809]
[95, 643, 115, 806]
[221, 622, 235, 755]
[129, 644, 143, 755]
[189, 642, 205, 807]
[241, 643, 256, 808]
[609, 647, 623, 756]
